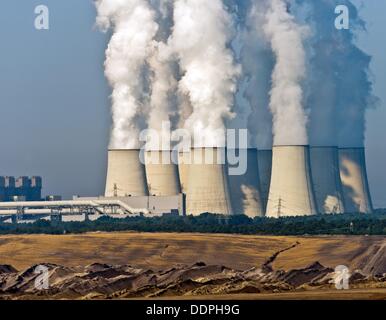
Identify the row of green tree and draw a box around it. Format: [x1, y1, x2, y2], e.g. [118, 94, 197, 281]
[0, 211, 386, 235]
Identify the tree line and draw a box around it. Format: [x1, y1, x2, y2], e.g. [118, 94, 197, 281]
[0, 211, 385, 235]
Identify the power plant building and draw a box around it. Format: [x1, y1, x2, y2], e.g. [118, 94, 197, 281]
[228, 148, 263, 217]
[185, 148, 233, 216]
[310, 147, 345, 214]
[105, 149, 148, 197]
[145, 150, 181, 196]
[0, 176, 42, 202]
[339, 147, 373, 213]
[266, 146, 317, 217]
[257, 149, 272, 214]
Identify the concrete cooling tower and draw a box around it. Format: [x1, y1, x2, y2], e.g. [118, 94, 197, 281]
[186, 148, 233, 216]
[228, 148, 264, 217]
[178, 151, 191, 194]
[145, 150, 181, 196]
[105, 149, 148, 197]
[310, 147, 345, 214]
[338, 147, 373, 213]
[266, 146, 318, 217]
[258, 150, 272, 215]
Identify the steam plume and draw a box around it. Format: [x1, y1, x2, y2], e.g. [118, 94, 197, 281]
[305, 0, 378, 147]
[147, 0, 179, 149]
[95, 0, 158, 149]
[169, 0, 240, 147]
[235, 0, 274, 149]
[262, 0, 310, 146]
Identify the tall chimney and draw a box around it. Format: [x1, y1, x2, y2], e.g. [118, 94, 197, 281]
[186, 147, 233, 216]
[145, 150, 181, 196]
[310, 147, 345, 214]
[228, 148, 264, 217]
[105, 149, 148, 197]
[257, 149, 272, 215]
[338, 147, 373, 213]
[266, 145, 318, 217]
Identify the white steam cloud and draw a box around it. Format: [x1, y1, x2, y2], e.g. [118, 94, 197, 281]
[147, 0, 178, 149]
[235, 0, 274, 149]
[169, 0, 240, 147]
[262, 0, 310, 146]
[95, 0, 158, 149]
[96, 0, 376, 151]
[304, 0, 378, 147]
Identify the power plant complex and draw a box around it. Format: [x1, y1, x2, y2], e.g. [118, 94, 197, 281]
[103, 145, 373, 218]
[0, 146, 374, 222]
[0, 0, 377, 223]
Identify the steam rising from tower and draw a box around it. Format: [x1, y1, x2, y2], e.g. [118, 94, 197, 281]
[96, 0, 158, 149]
[97, 0, 376, 217]
[169, 0, 240, 147]
[263, 0, 310, 146]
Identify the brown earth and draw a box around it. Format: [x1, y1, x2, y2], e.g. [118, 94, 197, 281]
[0, 232, 385, 300]
[0, 232, 384, 273]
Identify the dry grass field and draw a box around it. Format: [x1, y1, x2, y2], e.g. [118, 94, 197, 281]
[0, 232, 384, 271]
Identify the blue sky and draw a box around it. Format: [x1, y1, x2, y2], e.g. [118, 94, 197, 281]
[0, 0, 385, 206]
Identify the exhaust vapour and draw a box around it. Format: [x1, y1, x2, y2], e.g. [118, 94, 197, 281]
[262, 0, 310, 146]
[96, 0, 158, 149]
[169, 0, 241, 147]
[304, 0, 378, 148]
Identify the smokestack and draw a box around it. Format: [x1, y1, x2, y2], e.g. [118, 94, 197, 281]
[266, 145, 317, 217]
[228, 148, 264, 217]
[257, 149, 272, 215]
[105, 149, 148, 197]
[186, 148, 233, 216]
[145, 150, 181, 196]
[310, 147, 345, 214]
[338, 147, 373, 213]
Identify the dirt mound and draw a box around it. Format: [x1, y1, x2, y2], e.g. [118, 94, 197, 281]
[0, 265, 17, 274]
[1, 259, 384, 300]
[352, 240, 386, 276]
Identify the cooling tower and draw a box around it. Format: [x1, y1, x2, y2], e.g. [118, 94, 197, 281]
[228, 148, 264, 217]
[338, 147, 373, 213]
[310, 147, 345, 214]
[105, 149, 148, 197]
[145, 150, 181, 196]
[186, 147, 233, 216]
[266, 146, 318, 217]
[178, 151, 191, 194]
[257, 149, 272, 215]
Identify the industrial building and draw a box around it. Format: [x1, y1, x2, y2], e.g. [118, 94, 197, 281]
[310, 147, 345, 214]
[266, 145, 318, 217]
[185, 147, 233, 216]
[0, 176, 42, 202]
[257, 150, 272, 214]
[339, 147, 373, 213]
[105, 149, 148, 197]
[228, 148, 264, 217]
[0, 194, 186, 223]
[145, 150, 181, 196]
[103, 145, 374, 218]
[0, 143, 375, 223]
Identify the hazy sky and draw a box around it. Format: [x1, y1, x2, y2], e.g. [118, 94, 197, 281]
[0, 1, 385, 206]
